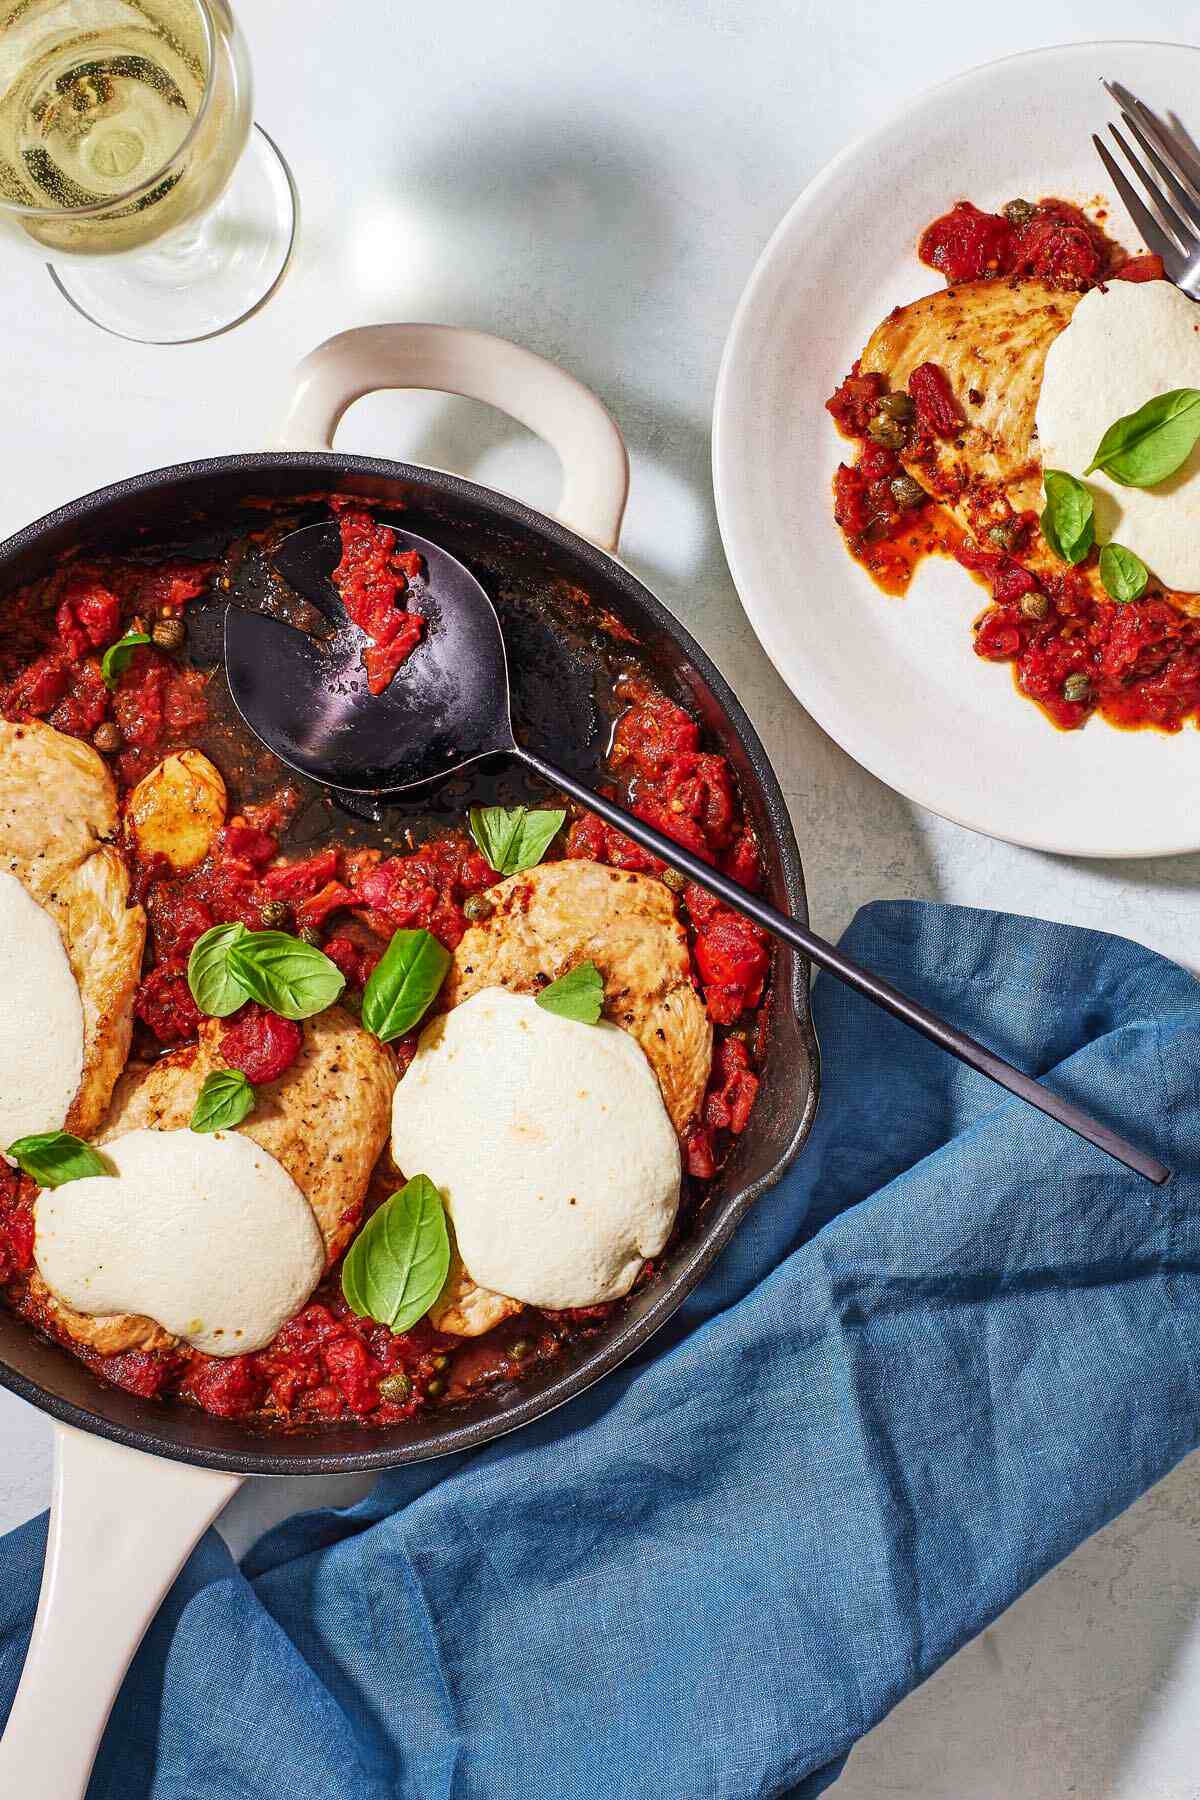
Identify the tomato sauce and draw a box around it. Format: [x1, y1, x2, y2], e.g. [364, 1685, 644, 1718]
[329, 500, 425, 694]
[826, 195, 1198, 733]
[0, 522, 768, 1431]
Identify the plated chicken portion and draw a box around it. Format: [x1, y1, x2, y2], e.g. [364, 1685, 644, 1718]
[859, 279, 1080, 529]
[828, 193, 1200, 733]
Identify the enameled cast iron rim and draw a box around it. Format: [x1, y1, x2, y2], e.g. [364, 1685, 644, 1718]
[0, 451, 820, 1476]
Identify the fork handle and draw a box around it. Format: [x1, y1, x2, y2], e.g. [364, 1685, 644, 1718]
[520, 746, 1171, 1185]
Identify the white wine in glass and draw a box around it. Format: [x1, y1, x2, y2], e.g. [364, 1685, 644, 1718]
[0, 0, 296, 341]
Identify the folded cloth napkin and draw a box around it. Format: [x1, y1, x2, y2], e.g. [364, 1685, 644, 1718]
[1, 900, 1198, 1800]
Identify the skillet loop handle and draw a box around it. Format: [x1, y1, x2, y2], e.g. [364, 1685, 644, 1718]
[0, 1422, 240, 1800]
[277, 323, 630, 552]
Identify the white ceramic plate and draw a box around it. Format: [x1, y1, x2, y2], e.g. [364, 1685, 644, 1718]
[713, 40, 1200, 859]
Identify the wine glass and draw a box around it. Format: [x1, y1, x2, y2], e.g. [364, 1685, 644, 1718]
[0, 0, 297, 343]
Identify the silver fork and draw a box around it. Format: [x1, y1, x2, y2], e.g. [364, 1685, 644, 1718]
[1094, 80, 1200, 298]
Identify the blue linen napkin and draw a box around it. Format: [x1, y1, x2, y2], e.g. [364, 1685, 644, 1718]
[1, 899, 1198, 1800]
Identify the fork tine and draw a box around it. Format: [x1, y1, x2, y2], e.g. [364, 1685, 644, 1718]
[1092, 133, 1180, 270]
[1106, 123, 1193, 248]
[1105, 80, 1200, 196]
[1118, 111, 1200, 232]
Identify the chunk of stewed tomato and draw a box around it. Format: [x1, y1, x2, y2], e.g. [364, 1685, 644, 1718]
[220, 1004, 304, 1085]
[918, 202, 1014, 282]
[692, 909, 769, 1023]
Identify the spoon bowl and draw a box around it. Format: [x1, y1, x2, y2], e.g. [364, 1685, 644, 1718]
[225, 521, 516, 794]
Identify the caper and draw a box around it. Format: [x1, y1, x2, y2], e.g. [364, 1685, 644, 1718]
[151, 615, 186, 652]
[878, 391, 915, 422]
[92, 721, 121, 754]
[430, 1353, 448, 1372]
[987, 521, 1020, 552]
[299, 922, 323, 947]
[261, 899, 290, 928]
[867, 413, 906, 449]
[1020, 591, 1050, 621]
[463, 892, 495, 923]
[378, 1371, 411, 1403]
[1063, 673, 1093, 704]
[425, 1377, 444, 1398]
[1004, 198, 1036, 227]
[661, 867, 685, 893]
[509, 1338, 531, 1360]
[888, 473, 926, 510]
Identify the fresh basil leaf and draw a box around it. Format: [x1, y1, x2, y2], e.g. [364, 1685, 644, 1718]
[1099, 542, 1150, 604]
[341, 1174, 451, 1331]
[1085, 388, 1200, 488]
[227, 930, 345, 1021]
[188, 921, 251, 1018]
[100, 630, 151, 689]
[8, 1131, 111, 1188]
[189, 1069, 255, 1133]
[535, 960, 604, 1024]
[468, 805, 566, 876]
[1040, 470, 1094, 566]
[361, 928, 450, 1042]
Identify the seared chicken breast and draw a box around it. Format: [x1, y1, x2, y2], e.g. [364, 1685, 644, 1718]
[35, 1004, 395, 1354]
[428, 857, 712, 1336]
[860, 278, 1081, 530]
[858, 277, 1200, 619]
[446, 858, 712, 1135]
[0, 721, 145, 1136]
[428, 1242, 522, 1337]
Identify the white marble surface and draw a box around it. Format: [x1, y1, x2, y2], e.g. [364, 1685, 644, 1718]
[2, 3, 1200, 1794]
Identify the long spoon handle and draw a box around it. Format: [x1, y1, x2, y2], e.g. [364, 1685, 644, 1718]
[520, 748, 1170, 1186]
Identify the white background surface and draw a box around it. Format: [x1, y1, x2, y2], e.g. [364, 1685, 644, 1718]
[2, 3, 1199, 1795]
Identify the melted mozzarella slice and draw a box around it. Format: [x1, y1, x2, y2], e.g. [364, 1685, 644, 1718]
[0, 870, 83, 1144]
[390, 987, 680, 1309]
[35, 1128, 325, 1355]
[1037, 281, 1200, 591]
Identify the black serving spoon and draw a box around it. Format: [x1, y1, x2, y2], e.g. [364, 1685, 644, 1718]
[224, 521, 1169, 1186]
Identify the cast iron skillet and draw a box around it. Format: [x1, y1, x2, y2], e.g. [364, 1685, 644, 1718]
[0, 328, 818, 1797]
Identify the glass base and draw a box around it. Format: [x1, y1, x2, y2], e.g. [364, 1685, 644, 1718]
[46, 125, 298, 345]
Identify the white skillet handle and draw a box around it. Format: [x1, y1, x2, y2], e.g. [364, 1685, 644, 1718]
[278, 323, 630, 552]
[0, 1421, 240, 1800]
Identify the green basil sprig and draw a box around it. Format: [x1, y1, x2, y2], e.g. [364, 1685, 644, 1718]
[341, 1174, 451, 1332]
[226, 930, 345, 1020]
[188, 924, 345, 1021]
[189, 1069, 256, 1133]
[1086, 388, 1200, 488]
[362, 928, 449, 1042]
[100, 630, 151, 689]
[1040, 470, 1094, 566]
[468, 805, 566, 876]
[1099, 543, 1150, 604]
[535, 960, 604, 1024]
[8, 1132, 111, 1188]
[188, 922, 252, 1017]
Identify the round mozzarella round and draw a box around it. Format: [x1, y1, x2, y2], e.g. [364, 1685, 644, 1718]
[389, 987, 680, 1309]
[0, 870, 83, 1145]
[35, 1128, 325, 1355]
[1036, 281, 1200, 591]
